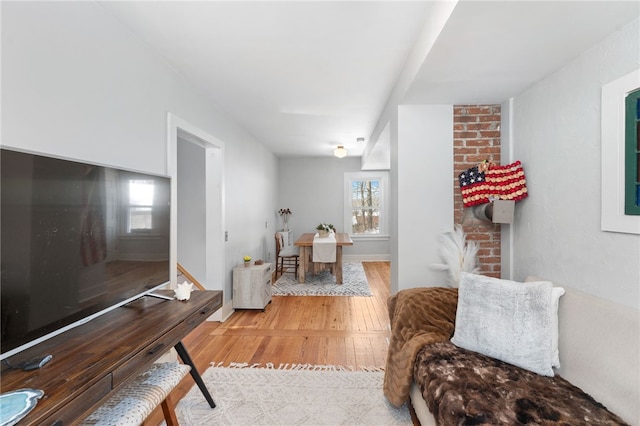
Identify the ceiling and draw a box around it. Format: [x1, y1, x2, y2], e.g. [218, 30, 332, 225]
[99, 1, 639, 164]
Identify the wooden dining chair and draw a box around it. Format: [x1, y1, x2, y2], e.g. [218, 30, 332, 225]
[275, 232, 299, 279]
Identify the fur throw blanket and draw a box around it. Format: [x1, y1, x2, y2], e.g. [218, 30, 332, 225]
[383, 287, 458, 407]
[414, 341, 628, 425]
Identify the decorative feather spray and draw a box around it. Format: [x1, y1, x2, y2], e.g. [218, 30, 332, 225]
[431, 225, 479, 287]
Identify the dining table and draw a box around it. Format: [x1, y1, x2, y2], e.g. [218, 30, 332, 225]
[294, 232, 354, 284]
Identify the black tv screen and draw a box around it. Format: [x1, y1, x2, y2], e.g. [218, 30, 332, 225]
[1, 148, 171, 359]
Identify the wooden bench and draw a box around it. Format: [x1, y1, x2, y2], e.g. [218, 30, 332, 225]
[80, 362, 190, 426]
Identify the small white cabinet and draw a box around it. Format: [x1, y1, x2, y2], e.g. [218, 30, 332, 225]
[233, 263, 272, 310]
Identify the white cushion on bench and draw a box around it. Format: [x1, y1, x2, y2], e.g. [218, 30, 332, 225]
[80, 362, 190, 426]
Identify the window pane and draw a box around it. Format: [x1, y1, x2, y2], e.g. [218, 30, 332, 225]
[128, 207, 152, 231]
[351, 208, 379, 234]
[636, 101, 640, 205]
[351, 180, 379, 206]
[625, 90, 640, 215]
[350, 179, 380, 234]
[345, 172, 388, 236]
[129, 180, 154, 206]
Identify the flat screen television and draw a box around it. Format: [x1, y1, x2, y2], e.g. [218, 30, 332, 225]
[1, 147, 171, 360]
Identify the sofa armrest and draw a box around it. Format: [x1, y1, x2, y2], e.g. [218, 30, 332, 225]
[384, 287, 458, 407]
[555, 286, 639, 424]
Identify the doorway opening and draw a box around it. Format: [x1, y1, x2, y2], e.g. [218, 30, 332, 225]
[168, 113, 225, 320]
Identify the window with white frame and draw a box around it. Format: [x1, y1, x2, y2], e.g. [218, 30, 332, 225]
[344, 171, 389, 237]
[602, 69, 640, 234]
[125, 178, 155, 233]
[625, 88, 640, 215]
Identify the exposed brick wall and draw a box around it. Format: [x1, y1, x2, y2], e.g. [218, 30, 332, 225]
[453, 105, 501, 278]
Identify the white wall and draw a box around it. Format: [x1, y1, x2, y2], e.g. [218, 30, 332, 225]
[277, 156, 390, 259]
[510, 18, 640, 309]
[177, 138, 206, 282]
[1, 2, 278, 311]
[500, 99, 514, 280]
[394, 105, 453, 292]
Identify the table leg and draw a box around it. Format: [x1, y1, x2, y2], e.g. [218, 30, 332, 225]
[174, 341, 216, 408]
[335, 246, 343, 284]
[298, 246, 307, 283]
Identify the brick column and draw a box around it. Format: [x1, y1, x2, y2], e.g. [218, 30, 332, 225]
[453, 105, 501, 278]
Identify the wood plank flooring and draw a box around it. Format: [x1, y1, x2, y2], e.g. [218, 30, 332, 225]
[145, 261, 399, 425]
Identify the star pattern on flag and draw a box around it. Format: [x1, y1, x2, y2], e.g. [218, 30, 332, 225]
[459, 166, 485, 187]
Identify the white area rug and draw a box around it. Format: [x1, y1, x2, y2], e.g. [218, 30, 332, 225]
[172, 364, 412, 426]
[272, 261, 372, 296]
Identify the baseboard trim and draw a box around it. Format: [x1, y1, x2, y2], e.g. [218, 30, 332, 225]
[208, 301, 234, 322]
[343, 254, 391, 262]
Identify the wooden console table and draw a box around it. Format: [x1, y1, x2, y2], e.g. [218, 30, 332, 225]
[0, 290, 222, 425]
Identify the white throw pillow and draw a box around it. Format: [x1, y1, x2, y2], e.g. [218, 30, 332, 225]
[525, 276, 565, 368]
[451, 272, 557, 376]
[549, 287, 565, 368]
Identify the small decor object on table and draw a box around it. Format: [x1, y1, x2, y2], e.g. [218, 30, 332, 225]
[278, 208, 292, 231]
[174, 281, 194, 301]
[0, 388, 45, 426]
[315, 223, 334, 238]
[243, 256, 252, 267]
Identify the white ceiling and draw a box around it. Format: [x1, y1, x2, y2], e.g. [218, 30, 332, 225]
[99, 1, 639, 162]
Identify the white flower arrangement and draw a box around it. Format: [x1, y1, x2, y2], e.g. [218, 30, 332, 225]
[431, 225, 479, 287]
[316, 223, 334, 232]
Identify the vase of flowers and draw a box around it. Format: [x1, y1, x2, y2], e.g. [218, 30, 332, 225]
[243, 255, 252, 267]
[316, 223, 334, 237]
[278, 208, 292, 231]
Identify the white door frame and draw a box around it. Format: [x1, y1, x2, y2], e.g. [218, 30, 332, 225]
[167, 113, 225, 320]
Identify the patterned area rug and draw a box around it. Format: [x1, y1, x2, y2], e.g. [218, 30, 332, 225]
[171, 364, 412, 426]
[272, 261, 372, 296]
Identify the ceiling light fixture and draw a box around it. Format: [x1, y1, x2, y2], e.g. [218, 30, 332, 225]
[333, 145, 347, 158]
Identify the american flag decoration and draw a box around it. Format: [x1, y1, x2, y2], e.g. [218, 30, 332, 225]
[459, 160, 528, 208]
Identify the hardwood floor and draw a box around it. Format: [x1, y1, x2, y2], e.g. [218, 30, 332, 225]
[145, 261, 395, 425]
